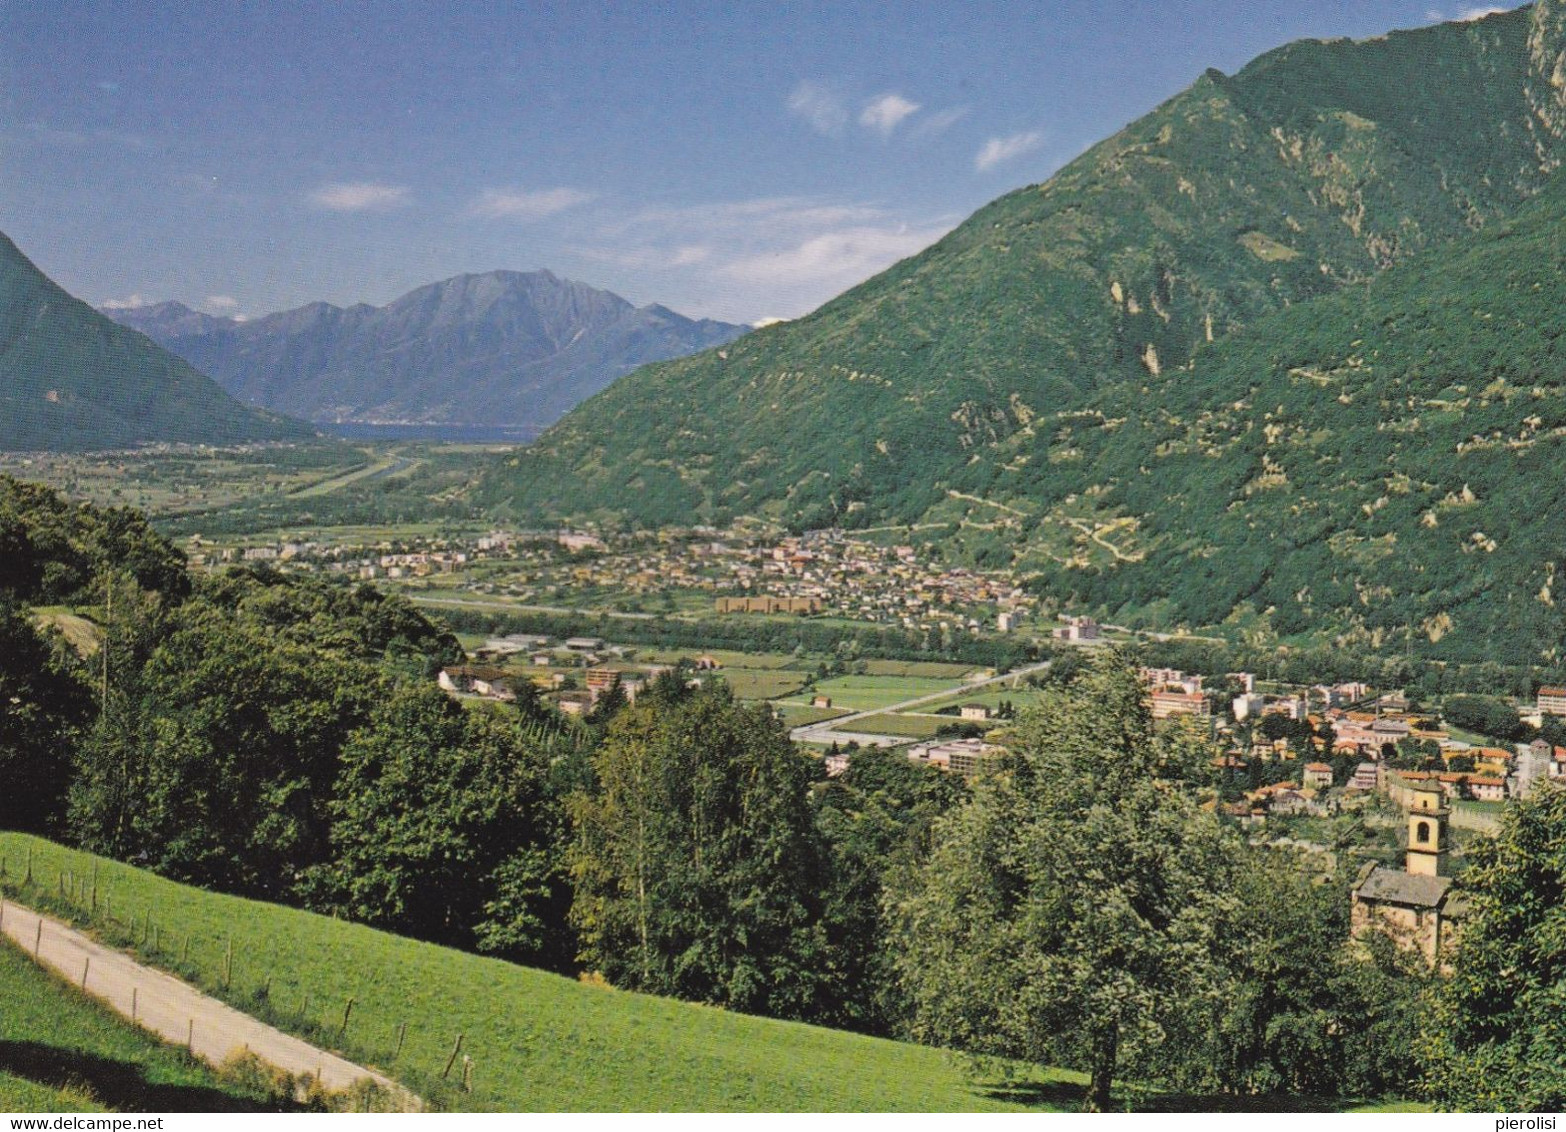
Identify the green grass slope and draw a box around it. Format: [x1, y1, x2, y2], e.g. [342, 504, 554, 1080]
[484, 6, 1549, 529]
[0, 935, 287, 1113]
[0, 232, 311, 452]
[0, 834, 1079, 1112]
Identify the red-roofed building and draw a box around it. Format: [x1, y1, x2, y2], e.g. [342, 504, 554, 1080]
[1539, 687, 1566, 717]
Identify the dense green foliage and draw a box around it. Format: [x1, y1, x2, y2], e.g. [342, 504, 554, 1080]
[480, 5, 1566, 665]
[569, 682, 830, 1019]
[886, 655, 1439, 1110]
[0, 233, 309, 451]
[0, 597, 84, 834]
[1417, 782, 1566, 1109]
[311, 683, 570, 967]
[888, 657, 1244, 1109]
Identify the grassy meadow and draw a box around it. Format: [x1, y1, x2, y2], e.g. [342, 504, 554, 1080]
[0, 934, 291, 1113]
[0, 834, 1079, 1113]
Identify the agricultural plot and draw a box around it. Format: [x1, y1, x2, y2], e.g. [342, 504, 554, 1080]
[714, 668, 808, 700]
[771, 704, 847, 728]
[859, 659, 977, 679]
[637, 648, 799, 670]
[0, 935, 282, 1113]
[0, 445, 365, 519]
[833, 713, 951, 739]
[805, 674, 969, 712]
[0, 834, 1073, 1113]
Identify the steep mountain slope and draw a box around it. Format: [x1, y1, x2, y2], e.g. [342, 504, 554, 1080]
[478, 5, 1566, 662]
[0, 234, 309, 452]
[998, 172, 1566, 668]
[108, 271, 747, 429]
[485, 6, 1551, 530]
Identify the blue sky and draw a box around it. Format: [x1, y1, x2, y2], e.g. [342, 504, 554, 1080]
[0, 1, 1519, 325]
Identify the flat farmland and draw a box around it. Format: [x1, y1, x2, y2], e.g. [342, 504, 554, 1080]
[833, 713, 951, 739]
[638, 648, 799, 670]
[772, 704, 847, 728]
[715, 668, 809, 700]
[805, 674, 971, 712]
[0, 445, 367, 518]
[860, 659, 977, 679]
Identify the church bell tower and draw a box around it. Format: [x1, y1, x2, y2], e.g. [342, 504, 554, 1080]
[1405, 779, 1450, 877]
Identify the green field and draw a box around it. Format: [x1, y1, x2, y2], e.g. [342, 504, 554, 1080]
[0, 834, 1078, 1113]
[834, 714, 951, 739]
[919, 685, 1042, 715]
[771, 704, 847, 727]
[805, 674, 972, 712]
[860, 659, 978, 679]
[715, 669, 809, 700]
[0, 935, 288, 1113]
[638, 648, 800, 670]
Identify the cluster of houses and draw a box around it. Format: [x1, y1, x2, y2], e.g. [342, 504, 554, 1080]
[194, 523, 1062, 641]
[1130, 665, 1542, 818]
[439, 632, 722, 717]
[822, 736, 1006, 779]
[705, 531, 1036, 632]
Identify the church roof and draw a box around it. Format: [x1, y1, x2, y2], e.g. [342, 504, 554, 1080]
[1352, 865, 1454, 910]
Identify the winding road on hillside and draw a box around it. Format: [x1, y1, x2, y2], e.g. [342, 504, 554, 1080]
[0, 898, 408, 1103]
[789, 659, 1054, 747]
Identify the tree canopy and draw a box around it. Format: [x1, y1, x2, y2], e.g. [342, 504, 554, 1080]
[887, 653, 1243, 1109]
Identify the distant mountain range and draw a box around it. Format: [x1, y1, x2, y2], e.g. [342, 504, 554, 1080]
[0, 232, 308, 452]
[106, 271, 748, 431]
[479, 4, 1566, 666]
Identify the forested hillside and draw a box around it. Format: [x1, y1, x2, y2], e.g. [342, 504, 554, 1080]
[480, 4, 1566, 663]
[0, 233, 309, 451]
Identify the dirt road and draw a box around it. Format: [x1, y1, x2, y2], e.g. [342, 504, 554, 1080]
[0, 897, 405, 1100]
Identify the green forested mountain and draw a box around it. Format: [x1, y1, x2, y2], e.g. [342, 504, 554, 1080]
[480, 3, 1566, 663]
[0, 232, 310, 451]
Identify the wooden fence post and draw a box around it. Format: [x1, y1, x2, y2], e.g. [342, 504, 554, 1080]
[34, 918, 42, 958]
[393, 1021, 407, 1060]
[81, 957, 89, 988]
[442, 1033, 464, 1079]
[339, 996, 355, 1041]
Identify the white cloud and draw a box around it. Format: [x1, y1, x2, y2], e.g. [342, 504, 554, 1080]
[468, 186, 595, 221]
[1428, 4, 1510, 19]
[975, 130, 1043, 172]
[788, 81, 848, 136]
[571, 194, 958, 322]
[203, 295, 241, 314]
[909, 105, 970, 140]
[721, 223, 950, 289]
[99, 293, 152, 310]
[860, 93, 920, 135]
[309, 181, 410, 212]
[668, 245, 711, 266]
